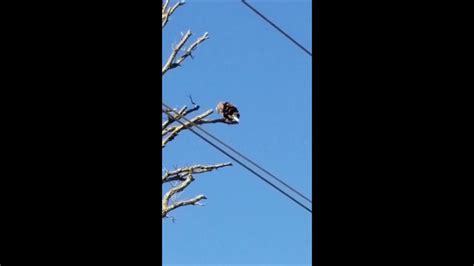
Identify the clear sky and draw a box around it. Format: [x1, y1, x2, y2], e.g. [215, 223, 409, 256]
[162, 1, 312, 265]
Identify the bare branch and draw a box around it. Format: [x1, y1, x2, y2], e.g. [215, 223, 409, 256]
[163, 194, 207, 218]
[162, 0, 185, 29]
[162, 162, 232, 183]
[162, 173, 193, 216]
[162, 30, 192, 76]
[162, 0, 169, 14]
[162, 105, 188, 132]
[162, 174, 208, 218]
[197, 117, 238, 125]
[162, 31, 210, 76]
[175, 32, 210, 66]
[162, 109, 214, 148]
[163, 173, 193, 206]
[162, 104, 200, 134]
[162, 104, 238, 147]
[162, 3, 233, 219]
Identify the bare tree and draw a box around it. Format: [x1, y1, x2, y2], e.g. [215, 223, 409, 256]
[162, 1, 235, 219]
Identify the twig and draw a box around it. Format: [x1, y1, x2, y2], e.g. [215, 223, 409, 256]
[189, 95, 196, 105]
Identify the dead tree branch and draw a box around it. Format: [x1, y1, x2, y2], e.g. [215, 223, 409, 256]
[162, 109, 212, 148]
[162, 174, 207, 218]
[162, 104, 200, 134]
[162, 2, 234, 219]
[162, 0, 185, 29]
[162, 105, 238, 147]
[162, 31, 209, 76]
[175, 32, 210, 66]
[161, 103, 237, 217]
[162, 162, 232, 183]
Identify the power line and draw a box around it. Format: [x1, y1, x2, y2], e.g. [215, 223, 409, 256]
[241, 0, 312, 57]
[162, 103, 312, 214]
[166, 105, 312, 205]
[162, 104, 311, 214]
[162, 102, 311, 205]
[197, 126, 312, 204]
[238, 1, 312, 203]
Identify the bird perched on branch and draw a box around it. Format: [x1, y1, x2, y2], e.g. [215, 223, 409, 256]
[216, 102, 240, 123]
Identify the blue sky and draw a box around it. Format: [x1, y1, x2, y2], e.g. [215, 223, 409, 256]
[162, 1, 312, 264]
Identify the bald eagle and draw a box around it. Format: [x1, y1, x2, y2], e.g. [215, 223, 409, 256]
[216, 102, 240, 123]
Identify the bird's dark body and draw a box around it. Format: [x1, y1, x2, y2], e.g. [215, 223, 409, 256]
[216, 102, 240, 123]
